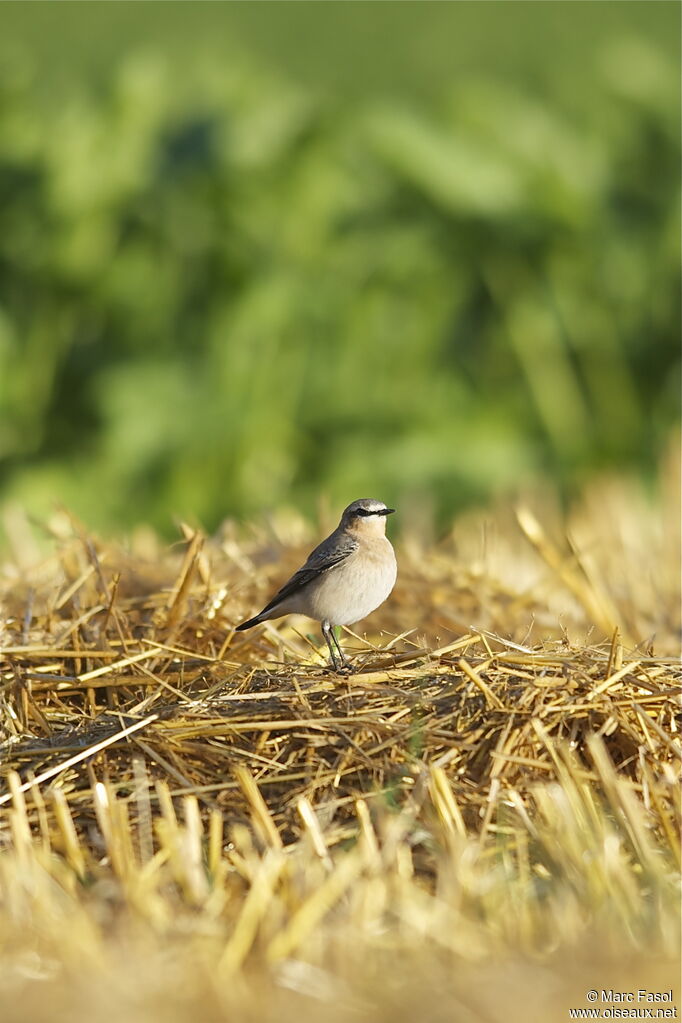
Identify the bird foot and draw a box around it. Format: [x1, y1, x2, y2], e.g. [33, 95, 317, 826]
[325, 660, 353, 675]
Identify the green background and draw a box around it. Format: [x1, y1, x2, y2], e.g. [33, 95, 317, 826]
[0, 2, 679, 535]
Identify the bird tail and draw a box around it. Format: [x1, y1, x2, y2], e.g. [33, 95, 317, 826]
[235, 614, 264, 632]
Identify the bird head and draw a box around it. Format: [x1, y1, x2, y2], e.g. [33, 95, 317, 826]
[340, 499, 395, 536]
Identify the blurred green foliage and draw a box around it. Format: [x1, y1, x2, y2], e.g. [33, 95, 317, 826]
[0, 2, 679, 534]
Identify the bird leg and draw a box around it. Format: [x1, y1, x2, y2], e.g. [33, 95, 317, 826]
[331, 625, 352, 672]
[322, 621, 351, 673]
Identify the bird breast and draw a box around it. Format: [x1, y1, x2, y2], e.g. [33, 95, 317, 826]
[304, 537, 397, 626]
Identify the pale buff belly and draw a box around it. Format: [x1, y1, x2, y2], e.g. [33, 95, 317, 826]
[292, 542, 397, 626]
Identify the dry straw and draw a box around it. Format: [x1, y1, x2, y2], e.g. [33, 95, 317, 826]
[0, 462, 680, 1021]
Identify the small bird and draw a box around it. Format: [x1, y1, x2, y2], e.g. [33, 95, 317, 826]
[236, 499, 397, 671]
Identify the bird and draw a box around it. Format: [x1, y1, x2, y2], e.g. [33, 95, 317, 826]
[235, 499, 397, 672]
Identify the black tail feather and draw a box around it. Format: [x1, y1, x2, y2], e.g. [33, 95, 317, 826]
[235, 615, 263, 632]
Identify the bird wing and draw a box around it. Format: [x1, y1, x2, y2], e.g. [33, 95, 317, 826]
[258, 530, 358, 616]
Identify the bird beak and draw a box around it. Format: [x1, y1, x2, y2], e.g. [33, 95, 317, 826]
[384, 508, 396, 515]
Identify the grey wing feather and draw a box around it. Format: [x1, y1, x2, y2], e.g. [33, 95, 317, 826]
[257, 531, 358, 615]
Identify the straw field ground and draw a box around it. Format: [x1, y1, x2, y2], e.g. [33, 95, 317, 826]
[0, 449, 680, 1022]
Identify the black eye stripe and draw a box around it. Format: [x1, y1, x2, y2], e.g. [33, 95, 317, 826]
[356, 508, 384, 516]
